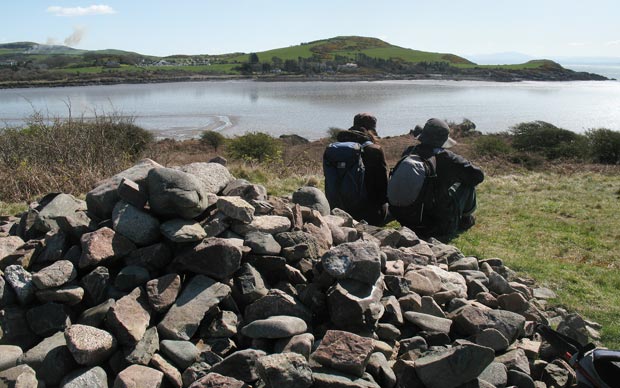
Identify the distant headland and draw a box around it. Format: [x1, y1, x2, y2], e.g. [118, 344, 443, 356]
[0, 36, 609, 89]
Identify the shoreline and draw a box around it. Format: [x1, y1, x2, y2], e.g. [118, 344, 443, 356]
[0, 71, 612, 90]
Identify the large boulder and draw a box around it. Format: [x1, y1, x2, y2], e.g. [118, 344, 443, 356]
[174, 238, 242, 281]
[321, 241, 383, 285]
[86, 159, 162, 220]
[147, 167, 209, 219]
[177, 162, 234, 195]
[35, 193, 87, 233]
[112, 201, 161, 246]
[292, 186, 330, 216]
[312, 330, 375, 378]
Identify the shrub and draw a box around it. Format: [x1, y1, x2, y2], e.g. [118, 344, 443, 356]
[226, 132, 282, 163]
[586, 128, 620, 164]
[200, 130, 226, 151]
[510, 121, 588, 160]
[472, 135, 512, 157]
[327, 127, 344, 141]
[0, 113, 154, 201]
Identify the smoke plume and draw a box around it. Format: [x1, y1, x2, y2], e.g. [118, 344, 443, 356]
[64, 26, 87, 46]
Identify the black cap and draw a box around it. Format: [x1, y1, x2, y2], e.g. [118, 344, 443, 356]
[416, 118, 457, 148]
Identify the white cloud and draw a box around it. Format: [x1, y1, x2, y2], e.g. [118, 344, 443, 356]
[605, 40, 620, 46]
[46, 5, 116, 17]
[568, 42, 588, 47]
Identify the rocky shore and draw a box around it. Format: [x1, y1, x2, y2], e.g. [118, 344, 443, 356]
[0, 158, 601, 387]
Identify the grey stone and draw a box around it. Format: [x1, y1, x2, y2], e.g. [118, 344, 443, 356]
[557, 313, 590, 346]
[476, 328, 510, 352]
[177, 162, 234, 194]
[118, 177, 148, 209]
[244, 232, 281, 255]
[376, 323, 401, 341]
[81, 266, 110, 305]
[201, 211, 230, 237]
[60, 366, 108, 388]
[321, 241, 382, 285]
[449, 256, 479, 271]
[223, 179, 268, 201]
[312, 330, 375, 378]
[452, 305, 526, 343]
[479, 362, 508, 388]
[210, 348, 266, 383]
[0, 365, 38, 388]
[495, 349, 531, 374]
[274, 333, 314, 360]
[35, 193, 87, 233]
[533, 287, 557, 300]
[217, 197, 255, 223]
[146, 273, 181, 313]
[429, 240, 464, 264]
[241, 315, 307, 339]
[0, 239, 41, 270]
[114, 364, 164, 388]
[115, 265, 151, 291]
[20, 331, 77, 386]
[488, 271, 515, 295]
[507, 369, 536, 388]
[4, 265, 35, 305]
[382, 245, 435, 266]
[206, 310, 238, 338]
[188, 372, 249, 388]
[327, 278, 384, 331]
[26, 302, 71, 336]
[35, 284, 84, 305]
[232, 263, 268, 305]
[366, 352, 397, 388]
[124, 326, 159, 365]
[148, 167, 209, 219]
[160, 340, 200, 370]
[79, 227, 136, 268]
[32, 259, 77, 289]
[380, 295, 404, 325]
[311, 370, 380, 388]
[112, 201, 161, 246]
[158, 275, 231, 340]
[125, 242, 173, 271]
[292, 186, 330, 216]
[86, 158, 161, 219]
[403, 270, 442, 296]
[542, 362, 571, 388]
[160, 218, 207, 242]
[404, 312, 452, 334]
[372, 229, 402, 247]
[65, 324, 117, 366]
[244, 289, 312, 324]
[106, 287, 151, 345]
[0, 275, 16, 308]
[275, 231, 323, 260]
[383, 275, 411, 298]
[256, 352, 313, 388]
[414, 344, 495, 388]
[78, 299, 116, 327]
[231, 215, 291, 236]
[0, 236, 25, 261]
[498, 292, 530, 313]
[420, 295, 446, 318]
[0, 345, 22, 372]
[174, 237, 242, 281]
[150, 353, 182, 388]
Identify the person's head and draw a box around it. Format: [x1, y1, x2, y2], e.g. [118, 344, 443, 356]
[352, 113, 379, 139]
[416, 118, 457, 148]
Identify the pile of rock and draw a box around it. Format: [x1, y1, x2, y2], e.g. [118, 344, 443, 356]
[0, 159, 602, 388]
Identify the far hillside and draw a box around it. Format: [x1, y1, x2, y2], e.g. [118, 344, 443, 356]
[0, 36, 608, 88]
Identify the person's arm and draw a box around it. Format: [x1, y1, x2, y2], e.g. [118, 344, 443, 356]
[444, 151, 484, 185]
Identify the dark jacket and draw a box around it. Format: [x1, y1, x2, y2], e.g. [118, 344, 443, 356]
[336, 128, 389, 210]
[402, 144, 484, 192]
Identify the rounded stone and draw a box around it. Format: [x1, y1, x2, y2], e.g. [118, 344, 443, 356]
[241, 315, 307, 339]
[65, 324, 117, 366]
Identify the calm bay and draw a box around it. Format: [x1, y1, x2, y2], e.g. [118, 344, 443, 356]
[1, 79, 619, 139]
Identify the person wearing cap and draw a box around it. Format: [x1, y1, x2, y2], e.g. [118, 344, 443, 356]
[333, 113, 389, 225]
[391, 118, 484, 238]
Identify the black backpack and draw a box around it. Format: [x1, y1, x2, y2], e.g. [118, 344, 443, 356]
[323, 141, 372, 212]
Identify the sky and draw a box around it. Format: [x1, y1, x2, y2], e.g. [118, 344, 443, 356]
[2, 1, 620, 59]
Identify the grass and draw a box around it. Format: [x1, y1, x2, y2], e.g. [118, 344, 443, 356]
[452, 172, 620, 348]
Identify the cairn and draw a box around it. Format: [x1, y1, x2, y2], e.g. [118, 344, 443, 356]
[0, 158, 601, 387]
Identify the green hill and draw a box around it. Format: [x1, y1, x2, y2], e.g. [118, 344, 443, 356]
[225, 36, 475, 65]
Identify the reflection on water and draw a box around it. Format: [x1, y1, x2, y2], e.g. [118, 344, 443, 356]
[1, 80, 619, 139]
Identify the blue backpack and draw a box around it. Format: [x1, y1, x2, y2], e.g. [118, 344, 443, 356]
[323, 141, 372, 212]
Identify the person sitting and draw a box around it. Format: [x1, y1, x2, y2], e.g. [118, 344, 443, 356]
[389, 118, 484, 239]
[323, 113, 389, 226]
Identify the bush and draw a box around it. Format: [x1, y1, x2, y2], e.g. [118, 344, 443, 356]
[0, 113, 154, 201]
[226, 132, 282, 163]
[327, 127, 344, 141]
[472, 135, 512, 157]
[586, 128, 620, 164]
[510, 121, 588, 160]
[200, 130, 226, 151]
